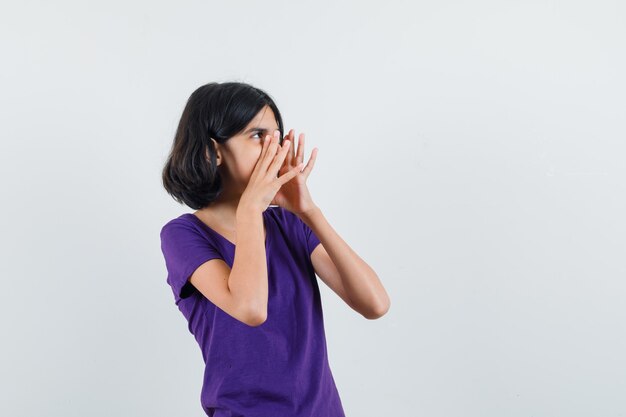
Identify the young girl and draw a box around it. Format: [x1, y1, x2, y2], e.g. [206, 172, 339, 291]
[160, 81, 390, 417]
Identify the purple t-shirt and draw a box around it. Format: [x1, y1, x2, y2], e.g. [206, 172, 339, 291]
[160, 206, 346, 417]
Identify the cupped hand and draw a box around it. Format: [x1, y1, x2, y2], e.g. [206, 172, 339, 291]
[270, 129, 319, 217]
[239, 131, 303, 214]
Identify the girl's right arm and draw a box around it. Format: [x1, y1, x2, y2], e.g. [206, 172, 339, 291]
[189, 132, 303, 327]
[188, 206, 268, 327]
[228, 206, 269, 325]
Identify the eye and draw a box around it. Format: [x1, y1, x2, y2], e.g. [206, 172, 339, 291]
[252, 131, 264, 139]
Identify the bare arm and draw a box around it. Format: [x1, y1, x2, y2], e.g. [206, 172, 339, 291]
[228, 206, 268, 324]
[189, 132, 298, 326]
[189, 206, 268, 327]
[302, 206, 390, 319]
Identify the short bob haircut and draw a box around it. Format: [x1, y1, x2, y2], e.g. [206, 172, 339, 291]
[162, 81, 285, 210]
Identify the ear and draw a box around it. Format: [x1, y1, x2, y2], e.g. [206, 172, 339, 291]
[206, 138, 222, 167]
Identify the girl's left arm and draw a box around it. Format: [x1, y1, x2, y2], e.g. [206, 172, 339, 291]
[300, 206, 391, 319]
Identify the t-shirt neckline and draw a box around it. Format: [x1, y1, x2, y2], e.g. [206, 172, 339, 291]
[183, 209, 271, 249]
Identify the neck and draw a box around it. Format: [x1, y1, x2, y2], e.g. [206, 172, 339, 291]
[199, 193, 242, 227]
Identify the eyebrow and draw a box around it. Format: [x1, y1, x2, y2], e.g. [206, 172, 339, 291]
[244, 127, 279, 134]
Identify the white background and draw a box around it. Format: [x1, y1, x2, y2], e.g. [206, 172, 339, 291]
[1, 1, 625, 416]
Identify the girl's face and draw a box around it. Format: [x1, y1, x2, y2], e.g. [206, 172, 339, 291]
[211, 105, 281, 196]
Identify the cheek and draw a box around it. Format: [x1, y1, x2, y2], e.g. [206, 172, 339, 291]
[243, 151, 260, 176]
[250, 145, 265, 166]
[234, 145, 264, 178]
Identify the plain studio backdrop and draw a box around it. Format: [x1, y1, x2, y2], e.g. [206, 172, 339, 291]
[1, 1, 624, 416]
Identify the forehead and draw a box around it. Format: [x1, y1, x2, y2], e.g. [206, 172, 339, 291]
[244, 105, 279, 131]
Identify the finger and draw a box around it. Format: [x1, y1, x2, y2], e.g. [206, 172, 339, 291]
[261, 134, 280, 173]
[280, 129, 292, 167]
[285, 129, 295, 166]
[276, 143, 290, 178]
[302, 147, 318, 178]
[277, 162, 305, 186]
[269, 139, 291, 176]
[296, 133, 305, 166]
[251, 133, 272, 177]
[290, 130, 297, 165]
[259, 133, 271, 161]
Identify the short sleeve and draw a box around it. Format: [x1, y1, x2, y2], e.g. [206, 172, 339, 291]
[301, 218, 322, 257]
[160, 220, 223, 301]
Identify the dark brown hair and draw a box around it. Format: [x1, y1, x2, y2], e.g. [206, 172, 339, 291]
[162, 82, 284, 209]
